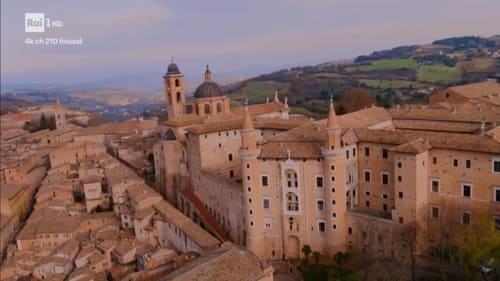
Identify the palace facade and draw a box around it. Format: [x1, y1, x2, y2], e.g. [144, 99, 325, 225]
[154, 63, 500, 261]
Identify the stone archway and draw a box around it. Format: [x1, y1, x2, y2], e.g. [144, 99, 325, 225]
[286, 235, 300, 259]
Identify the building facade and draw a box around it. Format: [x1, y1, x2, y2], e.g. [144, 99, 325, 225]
[155, 64, 500, 261]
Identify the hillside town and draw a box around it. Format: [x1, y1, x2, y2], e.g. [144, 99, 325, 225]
[0, 61, 499, 280]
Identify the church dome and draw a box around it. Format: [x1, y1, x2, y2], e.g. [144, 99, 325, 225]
[193, 65, 224, 98]
[166, 62, 181, 75]
[194, 81, 225, 98]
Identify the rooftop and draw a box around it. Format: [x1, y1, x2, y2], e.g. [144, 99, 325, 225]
[351, 128, 500, 154]
[153, 200, 220, 250]
[160, 242, 268, 281]
[447, 80, 500, 99]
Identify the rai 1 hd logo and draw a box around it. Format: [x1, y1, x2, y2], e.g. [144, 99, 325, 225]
[24, 13, 83, 46]
[25, 13, 63, 33]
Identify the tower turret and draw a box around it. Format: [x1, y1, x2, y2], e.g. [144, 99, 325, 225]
[321, 98, 348, 253]
[239, 102, 264, 258]
[326, 100, 341, 150]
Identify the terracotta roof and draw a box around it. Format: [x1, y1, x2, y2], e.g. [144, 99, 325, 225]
[0, 183, 29, 200]
[231, 101, 286, 117]
[0, 129, 29, 141]
[153, 200, 220, 250]
[76, 120, 157, 136]
[186, 118, 243, 134]
[447, 81, 500, 99]
[127, 183, 163, 207]
[134, 206, 155, 220]
[16, 215, 81, 239]
[163, 114, 203, 127]
[389, 108, 500, 123]
[160, 242, 267, 281]
[392, 119, 482, 133]
[259, 141, 324, 159]
[389, 138, 432, 154]
[258, 106, 391, 158]
[486, 125, 500, 142]
[353, 128, 500, 154]
[186, 116, 309, 135]
[0, 112, 36, 122]
[1, 214, 12, 229]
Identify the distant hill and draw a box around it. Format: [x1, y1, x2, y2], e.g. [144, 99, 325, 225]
[432, 36, 496, 50]
[228, 35, 500, 118]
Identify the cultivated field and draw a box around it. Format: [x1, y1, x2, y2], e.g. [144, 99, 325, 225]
[359, 79, 422, 89]
[346, 59, 417, 72]
[417, 65, 461, 83]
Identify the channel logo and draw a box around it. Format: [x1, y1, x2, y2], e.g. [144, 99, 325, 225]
[25, 13, 45, 33]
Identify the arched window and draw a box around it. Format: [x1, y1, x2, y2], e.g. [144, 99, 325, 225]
[176, 92, 181, 103]
[204, 104, 211, 114]
[288, 217, 299, 230]
[175, 79, 180, 87]
[286, 192, 299, 211]
[216, 103, 222, 113]
[286, 169, 298, 188]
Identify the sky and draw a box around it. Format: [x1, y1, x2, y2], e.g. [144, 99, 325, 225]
[1, 0, 499, 86]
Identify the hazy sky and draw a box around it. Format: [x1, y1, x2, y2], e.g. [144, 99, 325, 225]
[1, 0, 499, 85]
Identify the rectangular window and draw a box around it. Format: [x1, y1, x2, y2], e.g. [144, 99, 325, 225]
[382, 193, 389, 200]
[264, 218, 272, 229]
[462, 212, 471, 225]
[462, 183, 472, 198]
[433, 157, 437, 164]
[317, 200, 325, 211]
[431, 179, 440, 193]
[493, 159, 500, 173]
[431, 206, 440, 219]
[399, 192, 403, 198]
[466, 160, 471, 169]
[229, 169, 234, 178]
[382, 149, 388, 159]
[364, 170, 371, 182]
[493, 187, 500, 203]
[453, 159, 458, 167]
[353, 148, 356, 157]
[365, 191, 371, 196]
[316, 176, 324, 188]
[365, 147, 370, 157]
[318, 221, 326, 232]
[346, 150, 349, 159]
[381, 172, 389, 185]
[228, 153, 233, 162]
[397, 162, 402, 168]
[494, 216, 500, 230]
[263, 198, 270, 209]
[261, 175, 268, 187]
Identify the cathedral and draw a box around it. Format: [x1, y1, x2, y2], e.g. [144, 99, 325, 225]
[154, 62, 500, 261]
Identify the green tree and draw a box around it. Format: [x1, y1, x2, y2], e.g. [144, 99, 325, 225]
[312, 251, 320, 265]
[40, 113, 49, 129]
[302, 244, 312, 263]
[333, 251, 350, 267]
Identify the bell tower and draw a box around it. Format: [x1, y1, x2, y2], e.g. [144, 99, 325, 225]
[164, 59, 185, 119]
[54, 97, 66, 130]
